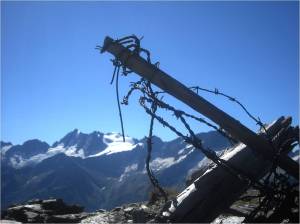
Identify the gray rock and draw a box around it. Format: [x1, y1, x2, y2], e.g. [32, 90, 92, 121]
[2, 198, 86, 223]
[124, 207, 134, 213]
[0, 220, 22, 224]
[131, 208, 149, 223]
[95, 209, 106, 213]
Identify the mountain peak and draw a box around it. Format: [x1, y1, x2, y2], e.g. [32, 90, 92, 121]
[22, 139, 49, 147]
[73, 128, 81, 134]
[1, 141, 13, 147]
[2, 139, 49, 161]
[1, 141, 13, 155]
[51, 129, 107, 157]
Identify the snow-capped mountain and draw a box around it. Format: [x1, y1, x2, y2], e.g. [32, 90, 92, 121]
[1, 130, 232, 211]
[2, 131, 144, 169]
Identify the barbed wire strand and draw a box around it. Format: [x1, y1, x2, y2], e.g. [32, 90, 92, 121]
[105, 36, 297, 220]
[146, 100, 168, 202]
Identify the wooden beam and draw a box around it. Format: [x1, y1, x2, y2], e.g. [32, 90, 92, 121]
[100, 36, 299, 180]
[161, 117, 295, 222]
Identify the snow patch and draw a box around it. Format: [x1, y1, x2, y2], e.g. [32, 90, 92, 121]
[1, 145, 13, 155]
[10, 155, 26, 169]
[150, 152, 191, 172]
[119, 163, 138, 182]
[178, 144, 193, 155]
[63, 146, 85, 158]
[46, 144, 85, 159]
[125, 163, 138, 173]
[88, 133, 141, 157]
[150, 157, 176, 171]
[9, 144, 85, 169]
[103, 133, 134, 145]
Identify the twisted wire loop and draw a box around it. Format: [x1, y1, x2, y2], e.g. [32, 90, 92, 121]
[146, 95, 168, 202]
[107, 35, 168, 196]
[105, 35, 298, 219]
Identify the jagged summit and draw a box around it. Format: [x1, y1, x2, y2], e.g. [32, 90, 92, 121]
[2, 130, 178, 169]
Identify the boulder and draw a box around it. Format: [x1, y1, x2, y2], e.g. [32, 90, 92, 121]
[2, 198, 87, 223]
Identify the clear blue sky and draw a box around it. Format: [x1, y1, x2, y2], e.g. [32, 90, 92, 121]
[1, 1, 299, 145]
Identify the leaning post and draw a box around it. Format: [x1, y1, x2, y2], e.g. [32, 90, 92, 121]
[100, 36, 299, 180]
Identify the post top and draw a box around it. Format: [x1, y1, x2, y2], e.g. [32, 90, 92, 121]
[101, 36, 114, 53]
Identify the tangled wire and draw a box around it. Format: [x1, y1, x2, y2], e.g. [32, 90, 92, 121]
[104, 35, 299, 219]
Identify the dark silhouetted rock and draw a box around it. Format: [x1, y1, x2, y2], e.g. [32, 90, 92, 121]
[2, 198, 87, 223]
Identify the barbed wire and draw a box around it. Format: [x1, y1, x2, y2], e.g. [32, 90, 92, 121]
[105, 35, 298, 220]
[109, 35, 272, 194]
[190, 86, 264, 126]
[123, 79, 238, 145]
[130, 77, 280, 196]
[139, 93, 278, 195]
[145, 96, 168, 202]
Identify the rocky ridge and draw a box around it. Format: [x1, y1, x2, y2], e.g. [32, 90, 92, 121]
[1, 199, 86, 223]
[1, 198, 164, 223]
[1, 198, 247, 224]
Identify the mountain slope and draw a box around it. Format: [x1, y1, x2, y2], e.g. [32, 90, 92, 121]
[1, 130, 231, 211]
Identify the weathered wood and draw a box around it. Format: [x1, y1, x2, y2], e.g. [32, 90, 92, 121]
[101, 36, 299, 179]
[161, 117, 296, 222]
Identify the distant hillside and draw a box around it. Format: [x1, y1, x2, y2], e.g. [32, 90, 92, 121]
[1, 130, 231, 211]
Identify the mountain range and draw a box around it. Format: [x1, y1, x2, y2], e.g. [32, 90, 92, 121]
[1, 129, 233, 211]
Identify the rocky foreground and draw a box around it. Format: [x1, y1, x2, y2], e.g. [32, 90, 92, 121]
[1, 198, 245, 223]
[2, 183, 298, 223]
[1, 198, 165, 223]
[1, 199, 86, 223]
